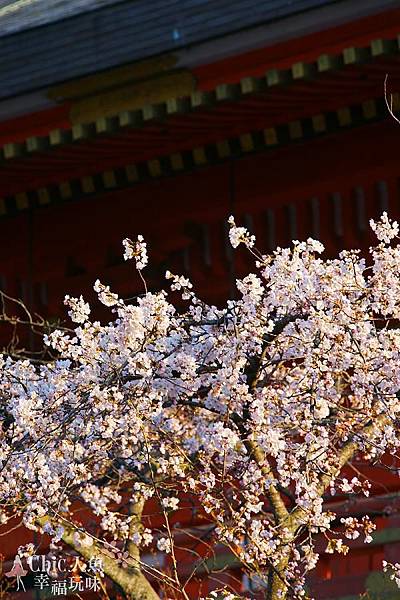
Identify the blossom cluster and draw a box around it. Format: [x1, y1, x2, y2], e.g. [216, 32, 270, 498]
[122, 235, 148, 270]
[383, 561, 400, 587]
[0, 214, 399, 598]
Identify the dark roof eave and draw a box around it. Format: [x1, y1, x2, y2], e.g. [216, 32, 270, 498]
[176, 0, 400, 69]
[0, 0, 397, 111]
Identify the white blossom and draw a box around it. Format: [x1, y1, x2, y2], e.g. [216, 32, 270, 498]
[157, 537, 171, 553]
[161, 496, 179, 511]
[228, 215, 255, 248]
[64, 295, 91, 324]
[370, 212, 399, 243]
[0, 215, 398, 598]
[122, 235, 148, 270]
[93, 279, 119, 306]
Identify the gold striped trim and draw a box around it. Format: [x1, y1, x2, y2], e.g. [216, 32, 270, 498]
[2, 95, 395, 217]
[1, 33, 399, 163]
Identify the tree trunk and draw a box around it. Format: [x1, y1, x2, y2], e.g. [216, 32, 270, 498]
[268, 571, 288, 600]
[37, 515, 160, 600]
[122, 571, 160, 600]
[266, 556, 289, 600]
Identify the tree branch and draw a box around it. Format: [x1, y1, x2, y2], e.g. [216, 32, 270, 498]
[36, 515, 160, 600]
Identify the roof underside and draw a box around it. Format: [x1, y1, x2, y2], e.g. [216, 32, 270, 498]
[0, 0, 338, 37]
[1, 51, 399, 197]
[0, 0, 122, 35]
[0, 0, 341, 99]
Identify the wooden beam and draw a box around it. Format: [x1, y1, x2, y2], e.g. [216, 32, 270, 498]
[310, 197, 320, 239]
[72, 124, 95, 141]
[215, 83, 240, 101]
[288, 120, 303, 139]
[95, 117, 119, 134]
[337, 107, 352, 127]
[170, 153, 184, 171]
[15, 192, 29, 210]
[331, 192, 344, 237]
[125, 165, 139, 182]
[147, 159, 162, 177]
[0, 92, 394, 215]
[291, 62, 315, 80]
[26, 136, 48, 153]
[239, 133, 254, 152]
[266, 69, 290, 87]
[48, 55, 178, 100]
[118, 110, 143, 128]
[102, 171, 117, 188]
[49, 129, 71, 146]
[370, 38, 397, 57]
[2, 34, 399, 167]
[190, 90, 214, 109]
[265, 208, 275, 251]
[362, 99, 377, 120]
[3, 142, 23, 159]
[216, 140, 232, 158]
[166, 97, 190, 115]
[391, 92, 400, 111]
[342, 46, 369, 65]
[264, 128, 278, 146]
[81, 177, 95, 194]
[312, 114, 327, 133]
[59, 181, 72, 199]
[240, 77, 263, 94]
[192, 147, 207, 165]
[37, 188, 50, 205]
[142, 104, 166, 122]
[69, 71, 195, 125]
[317, 54, 341, 72]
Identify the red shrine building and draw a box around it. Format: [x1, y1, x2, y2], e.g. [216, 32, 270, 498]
[1, 0, 400, 597]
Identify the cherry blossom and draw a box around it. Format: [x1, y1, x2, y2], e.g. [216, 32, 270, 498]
[64, 295, 91, 324]
[0, 213, 399, 599]
[370, 211, 399, 243]
[228, 215, 256, 248]
[122, 235, 148, 270]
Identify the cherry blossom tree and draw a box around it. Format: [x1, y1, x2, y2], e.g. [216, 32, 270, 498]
[1, 214, 400, 599]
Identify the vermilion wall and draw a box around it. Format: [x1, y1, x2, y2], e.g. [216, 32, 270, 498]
[1, 116, 400, 318]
